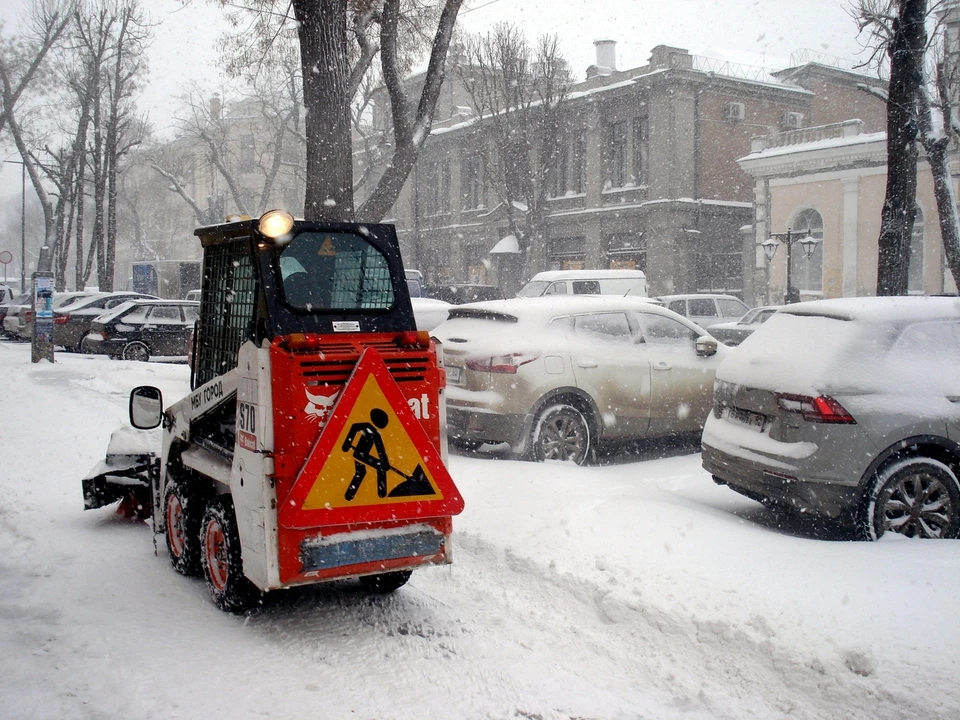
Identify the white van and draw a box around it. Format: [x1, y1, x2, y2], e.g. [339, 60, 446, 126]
[517, 269, 647, 298]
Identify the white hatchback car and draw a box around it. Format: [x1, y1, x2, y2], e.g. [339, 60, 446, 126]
[434, 295, 725, 463]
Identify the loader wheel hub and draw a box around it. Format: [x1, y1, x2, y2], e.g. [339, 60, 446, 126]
[204, 520, 229, 592]
[166, 495, 185, 558]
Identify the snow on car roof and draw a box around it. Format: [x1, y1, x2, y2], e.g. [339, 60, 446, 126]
[781, 295, 960, 323]
[716, 296, 960, 396]
[446, 295, 665, 324]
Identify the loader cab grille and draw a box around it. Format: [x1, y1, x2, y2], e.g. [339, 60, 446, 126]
[193, 238, 258, 390]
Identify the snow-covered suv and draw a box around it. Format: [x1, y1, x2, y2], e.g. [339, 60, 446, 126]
[702, 296, 960, 539]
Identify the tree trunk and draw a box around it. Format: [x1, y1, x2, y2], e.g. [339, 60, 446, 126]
[877, 0, 926, 296]
[922, 139, 960, 290]
[292, 0, 354, 221]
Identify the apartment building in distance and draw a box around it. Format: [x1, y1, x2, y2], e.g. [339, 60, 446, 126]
[360, 41, 887, 297]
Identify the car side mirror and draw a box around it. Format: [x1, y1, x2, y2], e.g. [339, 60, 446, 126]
[129, 385, 163, 429]
[696, 336, 718, 357]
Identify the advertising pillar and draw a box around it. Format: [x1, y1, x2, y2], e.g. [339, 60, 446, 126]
[31, 271, 55, 363]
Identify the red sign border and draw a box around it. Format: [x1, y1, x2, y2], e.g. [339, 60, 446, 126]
[278, 347, 464, 528]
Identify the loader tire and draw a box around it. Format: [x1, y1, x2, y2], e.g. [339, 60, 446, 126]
[163, 476, 207, 577]
[359, 570, 412, 594]
[201, 496, 260, 613]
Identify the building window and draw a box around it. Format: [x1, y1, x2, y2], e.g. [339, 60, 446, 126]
[695, 247, 742, 293]
[422, 157, 451, 216]
[550, 142, 569, 197]
[549, 235, 586, 269]
[462, 152, 484, 210]
[605, 233, 646, 270]
[240, 135, 255, 173]
[909, 206, 924, 293]
[571, 130, 586, 194]
[606, 121, 627, 188]
[632, 116, 649, 185]
[791, 208, 823, 293]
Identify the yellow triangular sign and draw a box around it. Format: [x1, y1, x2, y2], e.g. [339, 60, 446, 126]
[279, 348, 464, 528]
[317, 237, 337, 256]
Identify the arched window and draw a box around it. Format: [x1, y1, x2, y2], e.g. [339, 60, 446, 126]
[908, 206, 924, 294]
[791, 208, 823, 293]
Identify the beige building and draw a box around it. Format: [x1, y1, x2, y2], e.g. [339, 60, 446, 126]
[739, 121, 958, 306]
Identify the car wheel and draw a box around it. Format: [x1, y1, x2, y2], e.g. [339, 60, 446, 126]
[359, 570, 412, 594]
[201, 496, 260, 612]
[531, 404, 591, 465]
[122, 341, 150, 362]
[861, 457, 960, 540]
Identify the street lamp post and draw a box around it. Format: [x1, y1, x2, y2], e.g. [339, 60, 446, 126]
[761, 228, 821, 304]
[4, 159, 27, 293]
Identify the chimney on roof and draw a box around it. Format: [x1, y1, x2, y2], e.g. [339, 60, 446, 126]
[586, 39, 617, 79]
[595, 39, 617, 71]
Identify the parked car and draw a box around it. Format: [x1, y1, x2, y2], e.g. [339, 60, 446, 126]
[54, 292, 159, 352]
[184, 289, 201, 303]
[427, 283, 505, 305]
[82, 299, 200, 361]
[2, 293, 34, 339]
[411, 297, 452, 331]
[706, 306, 779, 346]
[701, 296, 960, 540]
[433, 295, 725, 464]
[405, 269, 425, 298]
[0, 293, 31, 339]
[17, 291, 102, 340]
[517, 269, 648, 298]
[0, 284, 13, 304]
[657, 293, 751, 330]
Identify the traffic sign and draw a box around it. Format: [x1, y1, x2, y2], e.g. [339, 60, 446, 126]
[279, 347, 464, 528]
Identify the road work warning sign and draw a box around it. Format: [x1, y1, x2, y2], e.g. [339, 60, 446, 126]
[279, 347, 464, 528]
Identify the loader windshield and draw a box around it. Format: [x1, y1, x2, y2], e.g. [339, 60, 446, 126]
[278, 231, 394, 312]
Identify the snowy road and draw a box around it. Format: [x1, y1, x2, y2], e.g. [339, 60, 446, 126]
[0, 341, 957, 720]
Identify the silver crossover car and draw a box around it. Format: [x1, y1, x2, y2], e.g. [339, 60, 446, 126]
[434, 296, 725, 464]
[701, 296, 960, 539]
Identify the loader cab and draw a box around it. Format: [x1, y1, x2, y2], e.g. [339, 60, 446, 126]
[191, 212, 416, 390]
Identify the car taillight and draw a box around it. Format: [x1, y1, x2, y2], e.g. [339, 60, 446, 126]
[775, 393, 856, 424]
[465, 352, 538, 374]
[24, 310, 32, 322]
[55, 314, 69, 325]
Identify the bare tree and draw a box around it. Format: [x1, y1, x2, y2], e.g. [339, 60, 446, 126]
[0, 1, 73, 275]
[857, 0, 960, 292]
[0, 1, 72, 138]
[459, 25, 571, 276]
[915, 16, 960, 290]
[858, 0, 928, 295]
[212, 0, 464, 222]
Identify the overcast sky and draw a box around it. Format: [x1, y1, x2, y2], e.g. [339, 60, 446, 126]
[0, 0, 870, 207]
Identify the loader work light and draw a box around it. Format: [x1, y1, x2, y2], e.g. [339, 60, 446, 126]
[259, 209, 295, 239]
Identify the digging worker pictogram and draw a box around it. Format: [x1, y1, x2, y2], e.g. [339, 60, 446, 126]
[342, 408, 390, 501]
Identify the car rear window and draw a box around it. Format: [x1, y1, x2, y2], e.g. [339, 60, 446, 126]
[148, 306, 182, 323]
[718, 298, 749, 317]
[716, 312, 880, 395]
[121, 305, 151, 323]
[94, 301, 137, 323]
[688, 298, 718, 317]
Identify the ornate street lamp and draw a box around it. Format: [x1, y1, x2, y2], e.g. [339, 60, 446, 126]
[763, 228, 821, 304]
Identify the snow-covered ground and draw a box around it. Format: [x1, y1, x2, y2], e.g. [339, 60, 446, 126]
[0, 341, 957, 720]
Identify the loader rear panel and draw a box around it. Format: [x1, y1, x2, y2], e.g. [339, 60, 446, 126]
[268, 333, 449, 586]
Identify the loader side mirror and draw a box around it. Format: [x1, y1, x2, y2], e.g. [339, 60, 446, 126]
[130, 386, 163, 429]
